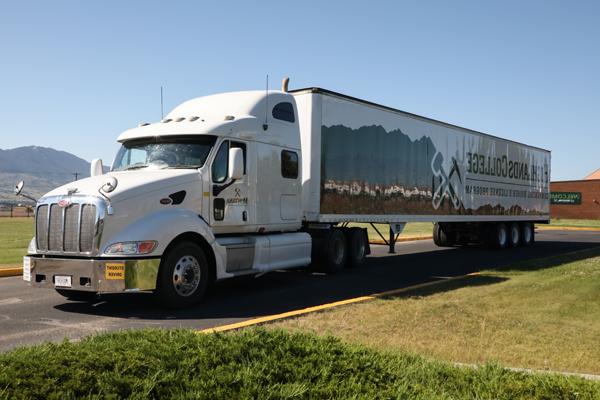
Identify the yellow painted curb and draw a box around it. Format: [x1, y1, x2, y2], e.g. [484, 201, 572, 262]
[0, 268, 23, 278]
[199, 272, 480, 334]
[536, 226, 600, 232]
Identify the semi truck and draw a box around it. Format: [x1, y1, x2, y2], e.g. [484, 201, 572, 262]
[19, 78, 551, 307]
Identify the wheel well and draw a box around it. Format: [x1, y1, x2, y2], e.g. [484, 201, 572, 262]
[162, 232, 217, 282]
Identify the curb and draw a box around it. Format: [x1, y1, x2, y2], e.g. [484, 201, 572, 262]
[198, 272, 480, 334]
[0, 268, 23, 278]
[536, 226, 600, 232]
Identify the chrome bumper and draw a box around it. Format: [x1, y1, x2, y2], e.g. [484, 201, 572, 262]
[27, 256, 160, 293]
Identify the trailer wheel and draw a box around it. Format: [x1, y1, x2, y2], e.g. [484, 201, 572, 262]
[433, 223, 454, 247]
[489, 223, 509, 249]
[521, 223, 534, 246]
[321, 229, 347, 273]
[55, 289, 97, 302]
[347, 228, 368, 268]
[155, 241, 209, 308]
[508, 222, 520, 247]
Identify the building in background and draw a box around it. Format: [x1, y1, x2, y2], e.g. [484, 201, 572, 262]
[550, 168, 600, 220]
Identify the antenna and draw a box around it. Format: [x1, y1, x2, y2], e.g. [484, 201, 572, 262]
[160, 86, 164, 119]
[263, 75, 269, 131]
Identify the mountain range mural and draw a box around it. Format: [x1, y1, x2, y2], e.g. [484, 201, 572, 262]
[319, 124, 544, 216]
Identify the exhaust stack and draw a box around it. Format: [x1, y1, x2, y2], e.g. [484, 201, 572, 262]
[281, 77, 289, 92]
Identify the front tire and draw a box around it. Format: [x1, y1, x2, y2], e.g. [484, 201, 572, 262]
[155, 241, 209, 308]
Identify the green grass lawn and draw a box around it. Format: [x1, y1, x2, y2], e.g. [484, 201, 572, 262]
[0, 217, 33, 267]
[271, 247, 600, 375]
[1, 329, 598, 399]
[350, 222, 433, 242]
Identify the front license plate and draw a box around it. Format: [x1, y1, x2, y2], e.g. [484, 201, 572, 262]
[54, 275, 72, 288]
[23, 256, 31, 282]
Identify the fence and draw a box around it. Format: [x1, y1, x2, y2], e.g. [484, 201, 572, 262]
[0, 205, 34, 217]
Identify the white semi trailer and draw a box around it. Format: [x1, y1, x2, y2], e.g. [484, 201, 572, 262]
[20, 79, 550, 307]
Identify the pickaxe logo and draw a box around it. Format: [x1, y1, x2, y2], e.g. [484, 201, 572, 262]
[431, 151, 462, 210]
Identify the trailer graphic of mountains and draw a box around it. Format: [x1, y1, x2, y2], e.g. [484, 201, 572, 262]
[319, 124, 541, 216]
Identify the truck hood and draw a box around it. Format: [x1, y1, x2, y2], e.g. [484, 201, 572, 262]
[42, 169, 201, 203]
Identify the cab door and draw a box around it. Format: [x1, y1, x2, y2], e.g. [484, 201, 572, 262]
[210, 139, 251, 232]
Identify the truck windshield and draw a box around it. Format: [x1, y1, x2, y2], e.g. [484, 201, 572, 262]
[112, 136, 217, 171]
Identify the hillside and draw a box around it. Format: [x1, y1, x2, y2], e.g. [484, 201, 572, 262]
[0, 146, 97, 203]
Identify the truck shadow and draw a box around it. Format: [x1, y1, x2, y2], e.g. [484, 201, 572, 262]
[53, 239, 600, 323]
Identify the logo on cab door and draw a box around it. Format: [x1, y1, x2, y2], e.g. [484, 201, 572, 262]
[226, 188, 247, 205]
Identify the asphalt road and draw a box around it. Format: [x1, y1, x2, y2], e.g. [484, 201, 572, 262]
[0, 229, 599, 352]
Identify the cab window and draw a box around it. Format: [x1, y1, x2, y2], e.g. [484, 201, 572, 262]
[212, 141, 229, 183]
[281, 150, 298, 179]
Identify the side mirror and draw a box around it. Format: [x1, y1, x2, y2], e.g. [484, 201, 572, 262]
[91, 158, 104, 177]
[15, 181, 24, 195]
[228, 148, 244, 181]
[14, 180, 37, 202]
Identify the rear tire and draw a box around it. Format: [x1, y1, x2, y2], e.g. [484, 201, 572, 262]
[433, 223, 455, 247]
[489, 223, 509, 249]
[55, 289, 97, 302]
[346, 228, 368, 268]
[508, 222, 520, 247]
[521, 222, 534, 246]
[155, 241, 209, 308]
[315, 229, 347, 273]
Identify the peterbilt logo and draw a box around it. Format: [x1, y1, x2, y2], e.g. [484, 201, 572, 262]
[58, 199, 71, 208]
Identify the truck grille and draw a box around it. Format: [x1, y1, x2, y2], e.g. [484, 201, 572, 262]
[36, 199, 101, 253]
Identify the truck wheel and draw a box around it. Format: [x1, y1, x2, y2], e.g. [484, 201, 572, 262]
[155, 241, 209, 308]
[508, 222, 520, 247]
[322, 229, 347, 273]
[521, 223, 534, 246]
[347, 228, 368, 268]
[433, 223, 454, 247]
[55, 289, 98, 302]
[489, 223, 508, 249]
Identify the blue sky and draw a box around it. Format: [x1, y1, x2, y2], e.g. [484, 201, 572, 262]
[0, 0, 598, 180]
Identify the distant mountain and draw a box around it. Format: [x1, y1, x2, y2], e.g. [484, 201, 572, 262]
[0, 146, 101, 203]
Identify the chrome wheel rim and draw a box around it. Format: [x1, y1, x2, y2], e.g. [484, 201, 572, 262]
[498, 228, 507, 247]
[511, 225, 520, 245]
[172, 255, 201, 297]
[356, 238, 366, 260]
[333, 239, 344, 265]
[523, 225, 532, 243]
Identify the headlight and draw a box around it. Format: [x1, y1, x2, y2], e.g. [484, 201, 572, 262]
[105, 241, 157, 255]
[27, 237, 36, 253]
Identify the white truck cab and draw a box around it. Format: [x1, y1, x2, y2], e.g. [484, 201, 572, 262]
[24, 84, 316, 307]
